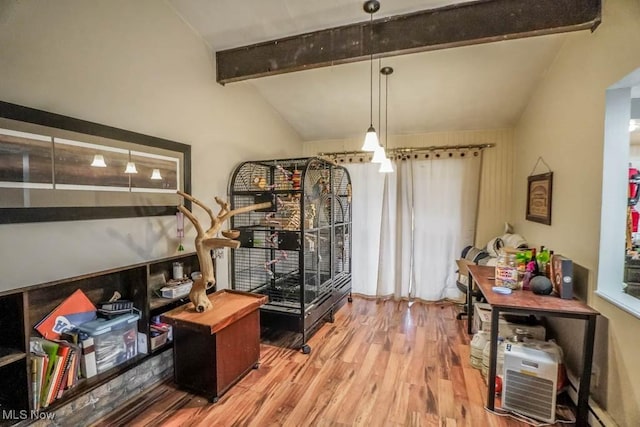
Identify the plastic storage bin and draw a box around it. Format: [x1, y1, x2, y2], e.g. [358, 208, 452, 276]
[79, 313, 139, 374]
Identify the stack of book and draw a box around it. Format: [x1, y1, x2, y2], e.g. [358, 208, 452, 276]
[30, 289, 99, 410]
[30, 336, 96, 410]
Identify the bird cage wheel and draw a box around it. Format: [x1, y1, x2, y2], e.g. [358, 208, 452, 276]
[301, 344, 311, 354]
[209, 396, 219, 403]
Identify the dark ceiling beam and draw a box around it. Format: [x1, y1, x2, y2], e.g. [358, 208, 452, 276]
[216, 0, 601, 85]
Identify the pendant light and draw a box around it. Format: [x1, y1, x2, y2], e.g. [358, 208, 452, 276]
[150, 168, 162, 180]
[91, 154, 107, 167]
[379, 66, 394, 173]
[372, 58, 386, 163]
[361, 0, 381, 152]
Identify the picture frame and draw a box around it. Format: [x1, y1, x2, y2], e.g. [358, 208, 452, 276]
[526, 172, 553, 225]
[0, 101, 191, 224]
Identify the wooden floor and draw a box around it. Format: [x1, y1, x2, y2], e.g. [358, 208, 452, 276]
[94, 297, 573, 427]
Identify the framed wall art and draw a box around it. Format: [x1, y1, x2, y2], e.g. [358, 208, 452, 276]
[526, 172, 553, 225]
[0, 101, 191, 224]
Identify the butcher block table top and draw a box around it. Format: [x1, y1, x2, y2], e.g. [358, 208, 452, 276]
[161, 289, 268, 335]
[467, 264, 599, 316]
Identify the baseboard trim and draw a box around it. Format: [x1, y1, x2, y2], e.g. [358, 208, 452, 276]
[565, 369, 618, 426]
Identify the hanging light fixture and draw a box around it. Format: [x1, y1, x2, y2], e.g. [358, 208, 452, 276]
[379, 66, 394, 173]
[150, 168, 163, 180]
[372, 58, 386, 163]
[361, 0, 381, 152]
[124, 151, 138, 174]
[91, 154, 107, 167]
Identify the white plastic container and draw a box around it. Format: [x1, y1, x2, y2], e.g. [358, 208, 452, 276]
[78, 313, 139, 374]
[482, 338, 506, 384]
[160, 280, 193, 298]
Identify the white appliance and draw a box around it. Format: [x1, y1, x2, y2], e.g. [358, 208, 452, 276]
[160, 280, 193, 298]
[502, 342, 559, 423]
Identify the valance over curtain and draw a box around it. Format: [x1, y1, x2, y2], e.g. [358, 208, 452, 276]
[346, 150, 482, 301]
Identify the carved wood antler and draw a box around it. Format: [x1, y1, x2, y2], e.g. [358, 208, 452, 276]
[177, 191, 271, 312]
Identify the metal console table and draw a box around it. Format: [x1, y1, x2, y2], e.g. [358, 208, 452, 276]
[467, 264, 599, 427]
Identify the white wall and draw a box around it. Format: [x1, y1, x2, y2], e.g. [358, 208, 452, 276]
[304, 128, 515, 247]
[0, 0, 302, 292]
[512, 0, 640, 424]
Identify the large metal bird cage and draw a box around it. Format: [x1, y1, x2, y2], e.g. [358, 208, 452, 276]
[229, 157, 352, 353]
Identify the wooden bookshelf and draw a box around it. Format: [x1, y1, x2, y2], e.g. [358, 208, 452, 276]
[0, 252, 202, 422]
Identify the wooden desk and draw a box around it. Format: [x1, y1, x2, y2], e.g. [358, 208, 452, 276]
[467, 264, 599, 427]
[161, 290, 268, 402]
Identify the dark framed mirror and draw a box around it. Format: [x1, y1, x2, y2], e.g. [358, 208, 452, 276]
[0, 101, 191, 224]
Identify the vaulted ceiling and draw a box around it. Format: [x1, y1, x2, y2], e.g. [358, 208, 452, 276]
[168, 0, 597, 141]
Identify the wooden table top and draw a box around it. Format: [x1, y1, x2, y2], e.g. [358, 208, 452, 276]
[467, 264, 599, 316]
[161, 289, 268, 334]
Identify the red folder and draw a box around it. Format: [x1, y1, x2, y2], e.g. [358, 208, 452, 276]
[35, 290, 96, 340]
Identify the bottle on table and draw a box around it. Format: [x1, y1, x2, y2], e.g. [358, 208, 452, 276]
[537, 246, 551, 277]
[522, 248, 537, 290]
[495, 251, 518, 289]
[545, 250, 554, 278]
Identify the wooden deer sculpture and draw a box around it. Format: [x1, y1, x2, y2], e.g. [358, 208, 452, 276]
[177, 191, 272, 312]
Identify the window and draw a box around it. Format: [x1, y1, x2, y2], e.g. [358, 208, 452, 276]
[598, 69, 640, 318]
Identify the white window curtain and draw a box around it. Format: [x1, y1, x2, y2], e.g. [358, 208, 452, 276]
[347, 152, 482, 301]
[345, 162, 385, 295]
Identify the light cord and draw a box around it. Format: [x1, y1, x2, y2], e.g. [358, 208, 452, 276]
[369, 12, 374, 126]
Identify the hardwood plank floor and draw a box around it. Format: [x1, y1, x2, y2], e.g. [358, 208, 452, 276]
[93, 297, 574, 427]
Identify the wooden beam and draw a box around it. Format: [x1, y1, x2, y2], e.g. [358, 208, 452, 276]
[216, 0, 601, 84]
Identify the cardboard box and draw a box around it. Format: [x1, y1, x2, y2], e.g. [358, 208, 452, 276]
[473, 303, 545, 340]
[149, 328, 168, 351]
[149, 323, 171, 351]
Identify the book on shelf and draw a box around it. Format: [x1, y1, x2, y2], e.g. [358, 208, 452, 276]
[55, 346, 76, 399]
[31, 352, 47, 412]
[38, 339, 59, 396]
[67, 346, 79, 388]
[97, 300, 133, 312]
[35, 289, 97, 340]
[80, 336, 97, 379]
[41, 350, 63, 408]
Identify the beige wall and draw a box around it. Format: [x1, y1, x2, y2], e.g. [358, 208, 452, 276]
[512, 0, 640, 425]
[0, 0, 302, 292]
[304, 128, 515, 247]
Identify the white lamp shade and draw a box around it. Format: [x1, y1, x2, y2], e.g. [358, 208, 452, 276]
[124, 161, 138, 174]
[371, 146, 386, 164]
[150, 168, 162, 180]
[361, 126, 380, 151]
[379, 156, 394, 173]
[91, 154, 107, 167]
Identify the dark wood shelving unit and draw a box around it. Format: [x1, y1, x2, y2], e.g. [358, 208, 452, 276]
[0, 349, 26, 368]
[0, 252, 201, 422]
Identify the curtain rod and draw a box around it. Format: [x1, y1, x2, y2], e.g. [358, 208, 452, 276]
[318, 143, 494, 157]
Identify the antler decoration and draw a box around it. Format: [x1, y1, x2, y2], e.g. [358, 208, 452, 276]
[177, 191, 272, 312]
